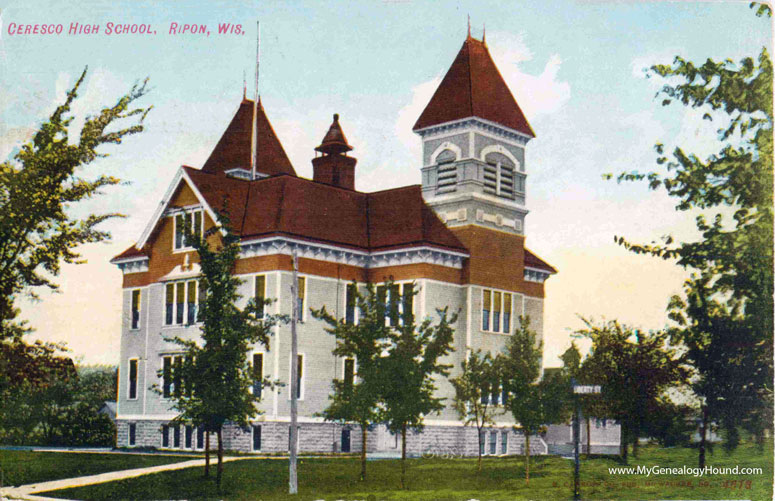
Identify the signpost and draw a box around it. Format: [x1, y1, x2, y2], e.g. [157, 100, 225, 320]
[571, 380, 601, 501]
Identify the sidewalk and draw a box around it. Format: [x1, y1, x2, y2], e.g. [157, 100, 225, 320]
[1, 456, 260, 501]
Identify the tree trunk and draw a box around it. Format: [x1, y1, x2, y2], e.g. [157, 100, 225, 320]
[216, 427, 223, 489]
[620, 422, 628, 464]
[699, 405, 708, 469]
[477, 426, 483, 472]
[632, 422, 639, 458]
[401, 424, 407, 490]
[205, 432, 210, 477]
[360, 424, 367, 481]
[585, 416, 591, 458]
[524, 431, 530, 484]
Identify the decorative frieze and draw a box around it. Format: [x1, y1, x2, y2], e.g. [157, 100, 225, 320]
[240, 237, 467, 269]
[524, 267, 551, 283]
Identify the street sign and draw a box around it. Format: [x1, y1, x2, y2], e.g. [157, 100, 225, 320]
[573, 385, 601, 394]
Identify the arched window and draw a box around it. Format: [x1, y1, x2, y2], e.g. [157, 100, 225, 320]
[484, 152, 518, 199]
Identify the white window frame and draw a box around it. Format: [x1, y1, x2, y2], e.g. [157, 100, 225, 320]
[294, 275, 307, 322]
[376, 281, 416, 327]
[344, 283, 360, 325]
[288, 352, 305, 401]
[481, 288, 514, 334]
[254, 274, 267, 319]
[130, 289, 142, 330]
[342, 356, 357, 385]
[127, 357, 139, 400]
[163, 279, 201, 327]
[501, 430, 509, 455]
[160, 354, 185, 401]
[251, 351, 265, 397]
[172, 207, 204, 252]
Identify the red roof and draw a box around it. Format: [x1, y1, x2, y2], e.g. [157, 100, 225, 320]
[202, 98, 296, 177]
[413, 37, 535, 137]
[183, 167, 466, 253]
[112, 244, 147, 261]
[524, 248, 557, 273]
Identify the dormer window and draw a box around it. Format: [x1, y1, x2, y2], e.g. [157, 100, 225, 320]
[173, 209, 203, 251]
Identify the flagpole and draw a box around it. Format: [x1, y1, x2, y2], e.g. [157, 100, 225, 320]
[251, 21, 259, 180]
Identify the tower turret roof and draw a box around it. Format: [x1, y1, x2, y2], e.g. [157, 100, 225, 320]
[315, 113, 353, 155]
[202, 98, 296, 177]
[413, 36, 535, 137]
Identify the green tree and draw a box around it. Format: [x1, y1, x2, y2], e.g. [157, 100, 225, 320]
[0, 68, 150, 339]
[577, 319, 688, 463]
[311, 283, 388, 482]
[159, 212, 281, 488]
[450, 349, 503, 472]
[379, 283, 456, 489]
[608, 5, 772, 463]
[502, 317, 567, 484]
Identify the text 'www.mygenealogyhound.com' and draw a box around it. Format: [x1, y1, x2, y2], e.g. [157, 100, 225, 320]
[608, 465, 763, 477]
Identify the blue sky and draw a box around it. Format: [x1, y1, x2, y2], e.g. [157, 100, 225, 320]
[1, 0, 771, 365]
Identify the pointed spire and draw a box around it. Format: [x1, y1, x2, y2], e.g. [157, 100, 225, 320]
[243, 69, 246, 99]
[315, 113, 353, 155]
[482, 23, 486, 44]
[467, 15, 471, 39]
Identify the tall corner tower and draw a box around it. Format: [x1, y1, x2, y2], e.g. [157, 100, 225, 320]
[413, 34, 534, 236]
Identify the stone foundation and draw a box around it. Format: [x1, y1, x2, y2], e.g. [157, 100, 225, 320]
[116, 419, 546, 457]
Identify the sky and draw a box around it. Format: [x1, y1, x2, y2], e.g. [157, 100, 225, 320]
[1, 0, 771, 367]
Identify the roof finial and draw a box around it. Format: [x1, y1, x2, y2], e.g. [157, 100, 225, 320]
[467, 15, 471, 39]
[243, 69, 246, 99]
[482, 23, 486, 44]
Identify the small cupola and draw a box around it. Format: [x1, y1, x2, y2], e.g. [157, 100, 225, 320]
[312, 114, 357, 190]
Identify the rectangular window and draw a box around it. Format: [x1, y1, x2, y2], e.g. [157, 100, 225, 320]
[164, 281, 203, 326]
[501, 431, 508, 455]
[131, 290, 141, 329]
[128, 359, 138, 400]
[343, 358, 355, 389]
[175, 282, 185, 324]
[185, 425, 193, 449]
[296, 277, 306, 320]
[480, 431, 486, 456]
[255, 275, 266, 318]
[489, 430, 497, 455]
[482, 289, 513, 333]
[401, 283, 414, 325]
[173, 425, 181, 448]
[388, 284, 400, 326]
[173, 356, 183, 398]
[493, 292, 502, 332]
[491, 381, 500, 406]
[196, 427, 204, 449]
[252, 353, 263, 398]
[482, 290, 491, 331]
[345, 284, 356, 324]
[162, 355, 184, 399]
[173, 210, 203, 251]
[162, 356, 172, 398]
[501, 383, 508, 406]
[165, 284, 174, 325]
[162, 425, 169, 448]
[503, 293, 512, 334]
[198, 281, 206, 322]
[252, 425, 261, 451]
[376, 285, 387, 321]
[481, 382, 490, 405]
[129, 423, 136, 446]
[294, 354, 304, 399]
[186, 280, 197, 324]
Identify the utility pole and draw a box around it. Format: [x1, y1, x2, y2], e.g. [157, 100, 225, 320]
[289, 252, 299, 494]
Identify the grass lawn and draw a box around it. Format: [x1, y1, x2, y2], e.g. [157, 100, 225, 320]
[44, 442, 772, 500]
[0, 450, 197, 487]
